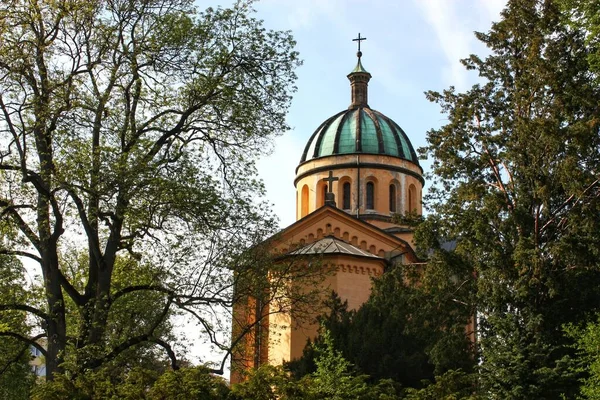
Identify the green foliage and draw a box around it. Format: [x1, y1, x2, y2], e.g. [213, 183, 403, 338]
[58, 252, 176, 375]
[565, 317, 600, 399]
[0, 0, 302, 383]
[149, 367, 231, 400]
[403, 370, 478, 400]
[422, 0, 600, 397]
[233, 330, 401, 400]
[307, 329, 371, 399]
[0, 255, 36, 399]
[31, 368, 157, 400]
[290, 256, 475, 390]
[32, 366, 229, 400]
[559, 0, 600, 74]
[231, 364, 308, 400]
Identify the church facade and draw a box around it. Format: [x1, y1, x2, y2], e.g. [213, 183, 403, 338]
[231, 42, 424, 382]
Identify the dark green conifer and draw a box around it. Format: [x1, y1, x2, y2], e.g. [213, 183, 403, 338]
[423, 0, 600, 397]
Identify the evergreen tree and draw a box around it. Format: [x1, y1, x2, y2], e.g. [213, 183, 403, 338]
[564, 316, 600, 399]
[289, 252, 475, 390]
[559, 0, 600, 74]
[403, 369, 478, 400]
[423, 0, 600, 397]
[307, 329, 371, 400]
[233, 331, 402, 400]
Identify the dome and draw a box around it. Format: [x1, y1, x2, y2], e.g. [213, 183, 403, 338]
[299, 56, 419, 166]
[299, 107, 419, 164]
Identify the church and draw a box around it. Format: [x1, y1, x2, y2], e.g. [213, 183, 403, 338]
[231, 36, 424, 383]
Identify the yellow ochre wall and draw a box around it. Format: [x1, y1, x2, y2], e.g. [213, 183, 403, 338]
[268, 254, 386, 365]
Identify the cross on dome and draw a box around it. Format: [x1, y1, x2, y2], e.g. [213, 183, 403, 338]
[352, 33, 367, 58]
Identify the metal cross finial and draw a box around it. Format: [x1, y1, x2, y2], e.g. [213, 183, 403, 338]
[352, 33, 367, 56]
[323, 171, 339, 193]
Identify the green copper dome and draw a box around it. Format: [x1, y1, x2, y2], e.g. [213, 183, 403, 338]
[300, 50, 419, 165]
[299, 107, 419, 164]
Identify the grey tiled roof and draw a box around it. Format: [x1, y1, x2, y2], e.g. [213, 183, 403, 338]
[287, 236, 381, 258]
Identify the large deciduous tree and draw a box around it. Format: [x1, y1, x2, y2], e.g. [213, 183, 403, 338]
[423, 0, 600, 397]
[0, 0, 304, 381]
[0, 255, 36, 399]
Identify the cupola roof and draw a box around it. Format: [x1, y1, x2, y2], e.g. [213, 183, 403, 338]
[299, 107, 419, 164]
[299, 39, 419, 165]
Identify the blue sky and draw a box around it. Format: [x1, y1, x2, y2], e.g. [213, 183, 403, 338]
[249, 0, 506, 228]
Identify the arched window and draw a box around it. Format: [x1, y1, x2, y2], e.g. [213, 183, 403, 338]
[389, 184, 396, 212]
[343, 182, 351, 209]
[366, 182, 375, 210]
[318, 184, 327, 207]
[408, 184, 417, 212]
[301, 185, 309, 217]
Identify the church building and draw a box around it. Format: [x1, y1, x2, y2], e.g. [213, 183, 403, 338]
[231, 36, 424, 382]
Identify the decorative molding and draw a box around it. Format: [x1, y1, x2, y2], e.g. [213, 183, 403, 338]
[295, 161, 425, 186]
[338, 263, 382, 276]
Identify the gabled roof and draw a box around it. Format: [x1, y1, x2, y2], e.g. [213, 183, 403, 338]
[270, 205, 420, 263]
[287, 236, 381, 259]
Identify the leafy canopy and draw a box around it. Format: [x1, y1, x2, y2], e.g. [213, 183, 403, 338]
[0, 0, 302, 382]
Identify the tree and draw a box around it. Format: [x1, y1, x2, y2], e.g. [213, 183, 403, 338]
[564, 316, 600, 399]
[230, 364, 309, 400]
[0, 255, 36, 399]
[559, 0, 600, 73]
[402, 369, 478, 400]
[289, 251, 475, 390]
[31, 366, 231, 399]
[306, 329, 371, 400]
[148, 366, 231, 400]
[422, 0, 600, 397]
[39, 252, 179, 392]
[0, 0, 304, 381]
[232, 330, 403, 400]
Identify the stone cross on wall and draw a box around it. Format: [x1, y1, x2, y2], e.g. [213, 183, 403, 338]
[323, 171, 339, 207]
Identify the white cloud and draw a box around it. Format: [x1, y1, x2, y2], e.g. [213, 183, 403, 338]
[482, 0, 506, 21]
[413, 0, 473, 90]
[412, 0, 506, 91]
